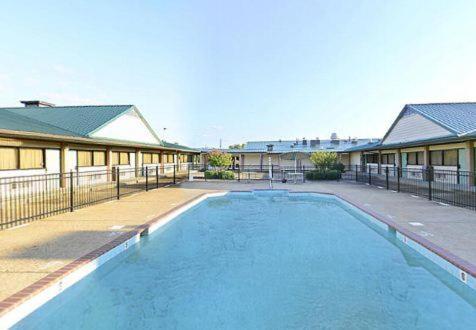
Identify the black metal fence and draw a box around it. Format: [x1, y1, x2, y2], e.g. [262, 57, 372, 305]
[190, 164, 476, 211]
[341, 165, 476, 211]
[0, 164, 189, 230]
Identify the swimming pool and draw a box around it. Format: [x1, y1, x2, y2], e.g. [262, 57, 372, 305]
[13, 191, 476, 329]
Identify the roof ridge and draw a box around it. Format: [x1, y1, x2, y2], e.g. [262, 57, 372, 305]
[407, 102, 476, 106]
[0, 104, 134, 110]
[1, 109, 81, 136]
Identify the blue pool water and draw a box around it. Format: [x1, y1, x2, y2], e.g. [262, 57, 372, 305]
[15, 191, 476, 329]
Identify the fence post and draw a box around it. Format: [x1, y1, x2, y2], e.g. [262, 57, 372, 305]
[428, 166, 433, 200]
[397, 167, 400, 192]
[385, 167, 389, 190]
[187, 164, 191, 181]
[116, 167, 120, 200]
[69, 171, 74, 212]
[355, 164, 358, 182]
[156, 166, 159, 188]
[173, 165, 176, 184]
[145, 166, 149, 191]
[368, 166, 371, 185]
[237, 166, 241, 181]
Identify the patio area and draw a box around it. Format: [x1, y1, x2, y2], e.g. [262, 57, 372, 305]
[0, 179, 475, 311]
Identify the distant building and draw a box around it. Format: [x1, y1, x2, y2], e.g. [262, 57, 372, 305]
[201, 136, 378, 169]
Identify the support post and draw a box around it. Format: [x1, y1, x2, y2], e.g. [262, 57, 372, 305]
[116, 167, 120, 199]
[355, 164, 358, 182]
[385, 166, 389, 190]
[397, 167, 401, 192]
[69, 171, 74, 212]
[428, 166, 433, 200]
[173, 164, 176, 184]
[145, 166, 149, 191]
[368, 166, 371, 185]
[156, 166, 159, 188]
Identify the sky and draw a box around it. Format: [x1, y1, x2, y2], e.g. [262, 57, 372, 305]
[1, 1, 476, 148]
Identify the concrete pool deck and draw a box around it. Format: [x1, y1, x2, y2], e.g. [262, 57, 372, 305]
[0, 180, 475, 319]
[0, 186, 216, 302]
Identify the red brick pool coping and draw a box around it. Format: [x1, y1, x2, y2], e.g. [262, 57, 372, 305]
[0, 192, 209, 319]
[1, 189, 475, 322]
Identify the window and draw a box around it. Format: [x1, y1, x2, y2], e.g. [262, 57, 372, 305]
[365, 153, 378, 164]
[430, 151, 443, 166]
[152, 154, 159, 164]
[381, 153, 395, 165]
[18, 148, 44, 169]
[143, 153, 152, 164]
[119, 152, 129, 165]
[430, 149, 459, 166]
[93, 151, 106, 166]
[166, 154, 174, 163]
[443, 149, 458, 166]
[0, 147, 18, 170]
[111, 152, 119, 166]
[77, 151, 93, 167]
[407, 152, 424, 165]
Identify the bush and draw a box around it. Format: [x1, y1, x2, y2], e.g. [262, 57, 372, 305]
[207, 150, 232, 169]
[305, 169, 341, 181]
[332, 162, 345, 173]
[204, 170, 235, 180]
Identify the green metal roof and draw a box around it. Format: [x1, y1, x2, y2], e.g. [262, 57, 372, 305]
[0, 105, 198, 152]
[162, 141, 198, 152]
[1, 105, 133, 137]
[0, 110, 81, 137]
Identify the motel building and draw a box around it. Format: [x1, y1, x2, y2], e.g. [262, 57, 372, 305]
[343, 103, 476, 185]
[201, 102, 476, 185]
[0, 100, 199, 192]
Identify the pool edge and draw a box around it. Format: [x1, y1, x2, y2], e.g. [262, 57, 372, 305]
[0, 190, 229, 328]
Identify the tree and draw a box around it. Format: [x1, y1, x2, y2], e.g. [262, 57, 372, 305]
[309, 151, 339, 170]
[207, 150, 232, 169]
[228, 143, 245, 149]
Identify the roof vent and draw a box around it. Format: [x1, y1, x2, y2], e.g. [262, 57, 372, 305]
[302, 138, 307, 146]
[330, 132, 338, 140]
[310, 139, 320, 147]
[20, 100, 55, 107]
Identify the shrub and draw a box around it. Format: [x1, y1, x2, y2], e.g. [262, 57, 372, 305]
[305, 169, 341, 181]
[309, 151, 338, 170]
[207, 150, 232, 169]
[205, 170, 235, 180]
[332, 162, 345, 173]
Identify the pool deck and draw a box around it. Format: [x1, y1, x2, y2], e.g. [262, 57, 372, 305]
[0, 180, 475, 318]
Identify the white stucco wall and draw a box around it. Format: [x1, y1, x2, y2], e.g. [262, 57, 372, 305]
[91, 110, 159, 144]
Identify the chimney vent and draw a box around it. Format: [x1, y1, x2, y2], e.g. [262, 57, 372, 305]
[20, 100, 55, 108]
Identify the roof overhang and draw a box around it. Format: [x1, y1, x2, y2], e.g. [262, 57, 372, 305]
[0, 129, 199, 153]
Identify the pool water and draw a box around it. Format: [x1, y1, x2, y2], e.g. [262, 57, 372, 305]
[15, 191, 476, 329]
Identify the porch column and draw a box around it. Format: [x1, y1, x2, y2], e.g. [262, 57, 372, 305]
[106, 147, 113, 181]
[465, 141, 475, 171]
[60, 143, 69, 188]
[395, 149, 402, 167]
[240, 154, 245, 168]
[259, 153, 263, 171]
[423, 146, 430, 168]
[135, 149, 142, 177]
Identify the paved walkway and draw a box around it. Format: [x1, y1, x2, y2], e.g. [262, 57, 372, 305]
[0, 186, 214, 301]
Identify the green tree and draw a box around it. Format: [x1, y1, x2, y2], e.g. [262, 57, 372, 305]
[207, 150, 232, 169]
[228, 143, 245, 149]
[309, 151, 338, 170]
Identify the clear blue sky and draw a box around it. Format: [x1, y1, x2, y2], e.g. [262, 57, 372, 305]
[1, 1, 476, 147]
